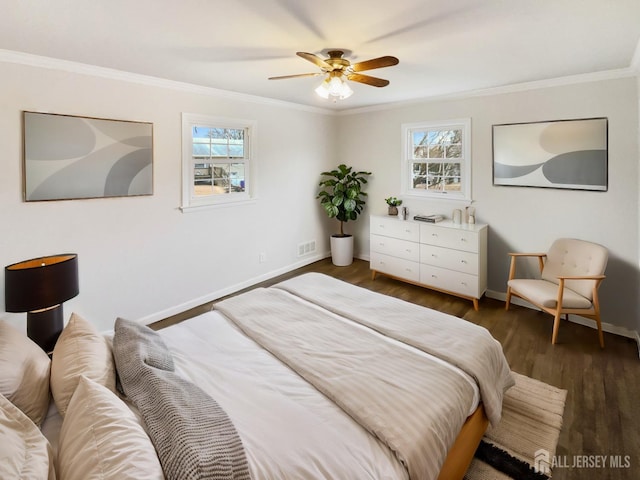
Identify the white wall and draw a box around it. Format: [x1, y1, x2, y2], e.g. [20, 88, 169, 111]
[0, 60, 335, 332]
[338, 77, 640, 333]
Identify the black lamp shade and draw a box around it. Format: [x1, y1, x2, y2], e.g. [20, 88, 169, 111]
[5, 254, 79, 312]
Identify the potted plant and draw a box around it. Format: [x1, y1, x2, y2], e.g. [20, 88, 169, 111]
[385, 197, 403, 216]
[317, 164, 372, 266]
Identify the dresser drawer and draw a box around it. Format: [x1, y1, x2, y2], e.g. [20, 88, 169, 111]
[419, 224, 479, 253]
[370, 234, 419, 262]
[420, 244, 479, 275]
[370, 252, 420, 283]
[419, 264, 480, 297]
[370, 217, 420, 242]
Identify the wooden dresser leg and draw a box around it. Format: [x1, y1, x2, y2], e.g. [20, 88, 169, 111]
[371, 270, 377, 280]
[473, 298, 479, 311]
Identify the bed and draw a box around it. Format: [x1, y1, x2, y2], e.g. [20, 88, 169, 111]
[0, 272, 514, 480]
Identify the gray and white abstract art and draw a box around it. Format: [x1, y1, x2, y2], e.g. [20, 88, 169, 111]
[23, 112, 153, 201]
[492, 118, 607, 191]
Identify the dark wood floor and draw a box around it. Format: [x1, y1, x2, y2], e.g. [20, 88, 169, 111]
[152, 258, 640, 480]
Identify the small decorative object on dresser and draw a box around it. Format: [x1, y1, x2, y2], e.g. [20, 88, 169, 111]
[370, 215, 488, 310]
[384, 197, 402, 216]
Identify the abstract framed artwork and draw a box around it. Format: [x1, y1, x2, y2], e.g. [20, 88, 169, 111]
[23, 111, 153, 201]
[492, 117, 608, 191]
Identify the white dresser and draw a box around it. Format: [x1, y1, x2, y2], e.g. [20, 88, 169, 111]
[370, 215, 488, 310]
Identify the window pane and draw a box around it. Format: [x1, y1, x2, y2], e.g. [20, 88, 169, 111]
[446, 144, 462, 158]
[194, 163, 213, 196]
[427, 163, 442, 175]
[412, 131, 428, 147]
[414, 145, 428, 158]
[444, 178, 461, 192]
[412, 175, 428, 189]
[443, 163, 461, 176]
[213, 164, 230, 194]
[412, 162, 427, 175]
[427, 176, 444, 191]
[428, 145, 444, 158]
[230, 163, 245, 192]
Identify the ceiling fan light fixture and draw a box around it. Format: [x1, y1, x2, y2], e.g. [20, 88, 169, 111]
[314, 79, 331, 99]
[315, 73, 353, 101]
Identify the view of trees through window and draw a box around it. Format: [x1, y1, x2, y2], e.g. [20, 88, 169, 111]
[411, 128, 462, 193]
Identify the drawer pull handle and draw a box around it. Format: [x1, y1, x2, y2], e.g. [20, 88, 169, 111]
[461, 282, 467, 286]
[405, 268, 412, 272]
[406, 249, 412, 252]
[379, 243, 385, 246]
[461, 260, 467, 264]
[431, 254, 437, 257]
[431, 274, 437, 278]
[460, 238, 467, 242]
[432, 233, 438, 237]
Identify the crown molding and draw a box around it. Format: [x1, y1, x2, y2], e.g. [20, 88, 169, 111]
[0, 49, 334, 115]
[338, 67, 639, 116]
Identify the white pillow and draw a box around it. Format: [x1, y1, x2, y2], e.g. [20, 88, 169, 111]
[57, 376, 164, 480]
[50, 312, 116, 416]
[0, 319, 51, 426]
[0, 392, 56, 480]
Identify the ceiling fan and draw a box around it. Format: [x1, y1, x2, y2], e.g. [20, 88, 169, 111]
[269, 50, 399, 100]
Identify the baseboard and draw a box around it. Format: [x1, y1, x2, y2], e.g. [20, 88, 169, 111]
[137, 252, 330, 325]
[486, 289, 640, 353]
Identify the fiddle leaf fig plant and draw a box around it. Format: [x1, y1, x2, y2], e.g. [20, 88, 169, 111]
[317, 164, 372, 236]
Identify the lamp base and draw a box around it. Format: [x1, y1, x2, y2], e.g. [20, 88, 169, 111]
[27, 306, 64, 353]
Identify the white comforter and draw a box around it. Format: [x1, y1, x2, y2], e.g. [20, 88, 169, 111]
[160, 311, 410, 480]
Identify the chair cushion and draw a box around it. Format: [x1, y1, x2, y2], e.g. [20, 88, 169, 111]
[508, 279, 593, 309]
[541, 238, 608, 300]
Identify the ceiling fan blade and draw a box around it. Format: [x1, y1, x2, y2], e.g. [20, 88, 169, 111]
[347, 73, 390, 87]
[350, 56, 399, 72]
[297, 52, 333, 70]
[268, 72, 323, 80]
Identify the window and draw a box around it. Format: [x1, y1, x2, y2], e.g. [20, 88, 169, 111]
[401, 118, 471, 200]
[181, 113, 256, 210]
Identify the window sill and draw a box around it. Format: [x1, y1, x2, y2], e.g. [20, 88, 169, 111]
[179, 198, 257, 213]
[402, 192, 473, 204]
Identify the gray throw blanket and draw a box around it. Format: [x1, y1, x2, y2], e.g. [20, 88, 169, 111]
[112, 318, 251, 480]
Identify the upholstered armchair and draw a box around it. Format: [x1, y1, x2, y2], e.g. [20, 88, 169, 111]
[505, 238, 608, 347]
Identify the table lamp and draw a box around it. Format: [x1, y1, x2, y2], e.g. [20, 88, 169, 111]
[4, 254, 79, 352]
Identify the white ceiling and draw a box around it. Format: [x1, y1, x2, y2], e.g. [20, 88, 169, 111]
[1, 0, 639, 111]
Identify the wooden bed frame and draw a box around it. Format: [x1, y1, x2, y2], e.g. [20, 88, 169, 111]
[438, 404, 489, 480]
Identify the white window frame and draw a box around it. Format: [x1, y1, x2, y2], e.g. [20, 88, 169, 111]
[181, 113, 256, 212]
[401, 118, 471, 201]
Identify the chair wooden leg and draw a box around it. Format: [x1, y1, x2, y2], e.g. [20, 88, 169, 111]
[595, 314, 605, 349]
[551, 311, 562, 344]
[505, 287, 512, 311]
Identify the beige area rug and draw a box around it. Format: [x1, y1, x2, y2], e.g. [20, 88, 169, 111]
[465, 371, 568, 479]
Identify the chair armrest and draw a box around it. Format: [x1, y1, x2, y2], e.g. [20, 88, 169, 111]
[507, 253, 547, 279]
[556, 274, 606, 281]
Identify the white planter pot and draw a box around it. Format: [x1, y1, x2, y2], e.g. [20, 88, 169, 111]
[330, 235, 354, 266]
